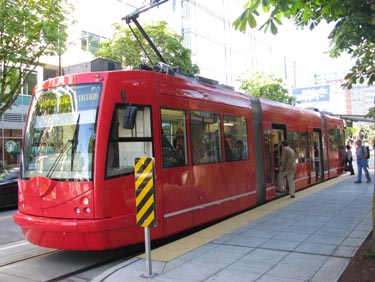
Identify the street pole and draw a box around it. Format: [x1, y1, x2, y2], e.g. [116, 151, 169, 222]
[58, 54, 62, 76]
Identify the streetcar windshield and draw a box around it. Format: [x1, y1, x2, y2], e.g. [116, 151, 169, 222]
[22, 83, 101, 180]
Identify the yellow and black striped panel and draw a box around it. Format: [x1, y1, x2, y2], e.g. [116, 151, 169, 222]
[134, 157, 156, 227]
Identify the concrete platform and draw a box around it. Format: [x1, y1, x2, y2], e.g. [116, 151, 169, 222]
[92, 172, 373, 282]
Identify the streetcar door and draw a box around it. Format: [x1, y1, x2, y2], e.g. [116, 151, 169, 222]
[105, 104, 153, 228]
[271, 124, 286, 183]
[262, 123, 286, 199]
[270, 124, 286, 196]
[310, 129, 324, 182]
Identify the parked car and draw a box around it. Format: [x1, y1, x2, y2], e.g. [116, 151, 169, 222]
[0, 167, 19, 208]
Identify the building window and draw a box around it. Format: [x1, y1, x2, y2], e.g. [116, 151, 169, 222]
[1, 129, 21, 168]
[81, 31, 106, 55]
[22, 71, 37, 95]
[181, 0, 190, 20]
[182, 28, 191, 49]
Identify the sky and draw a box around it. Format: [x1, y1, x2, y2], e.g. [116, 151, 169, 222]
[73, 0, 353, 86]
[279, 22, 352, 71]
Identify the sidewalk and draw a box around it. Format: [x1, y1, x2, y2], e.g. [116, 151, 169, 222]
[92, 173, 373, 282]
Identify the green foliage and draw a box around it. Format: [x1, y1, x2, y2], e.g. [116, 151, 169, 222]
[233, 0, 375, 90]
[365, 105, 375, 120]
[0, 0, 72, 115]
[345, 127, 356, 141]
[370, 126, 375, 145]
[96, 21, 199, 76]
[359, 126, 371, 142]
[240, 72, 295, 105]
[344, 41, 375, 89]
[362, 247, 375, 260]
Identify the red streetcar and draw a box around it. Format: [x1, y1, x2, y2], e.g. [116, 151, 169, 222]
[13, 69, 345, 250]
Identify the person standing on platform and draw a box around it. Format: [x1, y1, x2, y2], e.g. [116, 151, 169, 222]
[354, 139, 371, 183]
[277, 140, 296, 198]
[345, 145, 355, 175]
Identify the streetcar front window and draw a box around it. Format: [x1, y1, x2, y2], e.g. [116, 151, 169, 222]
[22, 84, 101, 180]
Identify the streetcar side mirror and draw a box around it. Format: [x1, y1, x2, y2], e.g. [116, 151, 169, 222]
[123, 105, 137, 129]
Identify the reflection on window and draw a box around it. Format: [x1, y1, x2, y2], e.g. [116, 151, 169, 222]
[161, 108, 187, 168]
[106, 105, 153, 178]
[329, 128, 340, 151]
[190, 111, 221, 164]
[289, 132, 299, 162]
[298, 132, 308, 162]
[223, 115, 248, 161]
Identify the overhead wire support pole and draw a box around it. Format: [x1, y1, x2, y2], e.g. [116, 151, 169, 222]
[122, 0, 169, 65]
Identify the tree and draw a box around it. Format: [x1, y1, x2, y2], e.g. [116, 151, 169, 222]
[240, 72, 296, 105]
[96, 21, 199, 76]
[345, 127, 357, 143]
[233, 0, 375, 90]
[0, 0, 72, 115]
[359, 126, 372, 143]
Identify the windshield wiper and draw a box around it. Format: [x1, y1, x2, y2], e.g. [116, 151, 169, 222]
[71, 114, 80, 171]
[46, 139, 71, 178]
[45, 114, 80, 178]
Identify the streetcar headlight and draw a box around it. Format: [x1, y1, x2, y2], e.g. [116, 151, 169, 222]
[83, 207, 91, 214]
[74, 207, 81, 214]
[80, 197, 89, 206]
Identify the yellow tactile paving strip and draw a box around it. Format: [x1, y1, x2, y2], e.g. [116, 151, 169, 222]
[139, 175, 348, 262]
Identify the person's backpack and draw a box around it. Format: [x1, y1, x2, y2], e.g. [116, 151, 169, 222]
[362, 146, 370, 159]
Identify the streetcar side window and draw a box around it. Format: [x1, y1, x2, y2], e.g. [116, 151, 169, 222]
[223, 115, 248, 161]
[160, 108, 187, 168]
[106, 105, 153, 178]
[329, 128, 340, 151]
[289, 131, 299, 163]
[298, 132, 308, 163]
[190, 110, 221, 164]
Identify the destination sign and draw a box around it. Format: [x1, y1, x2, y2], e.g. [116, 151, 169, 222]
[37, 84, 101, 113]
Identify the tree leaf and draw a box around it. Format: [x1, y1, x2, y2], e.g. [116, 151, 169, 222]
[270, 20, 278, 35]
[248, 13, 258, 28]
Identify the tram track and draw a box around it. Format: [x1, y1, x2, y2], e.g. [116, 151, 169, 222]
[0, 241, 144, 282]
[42, 254, 134, 282]
[0, 240, 58, 266]
[0, 247, 59, 268]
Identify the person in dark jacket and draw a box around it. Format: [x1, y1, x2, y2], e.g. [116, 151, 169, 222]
[345, 145, 355, 175]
